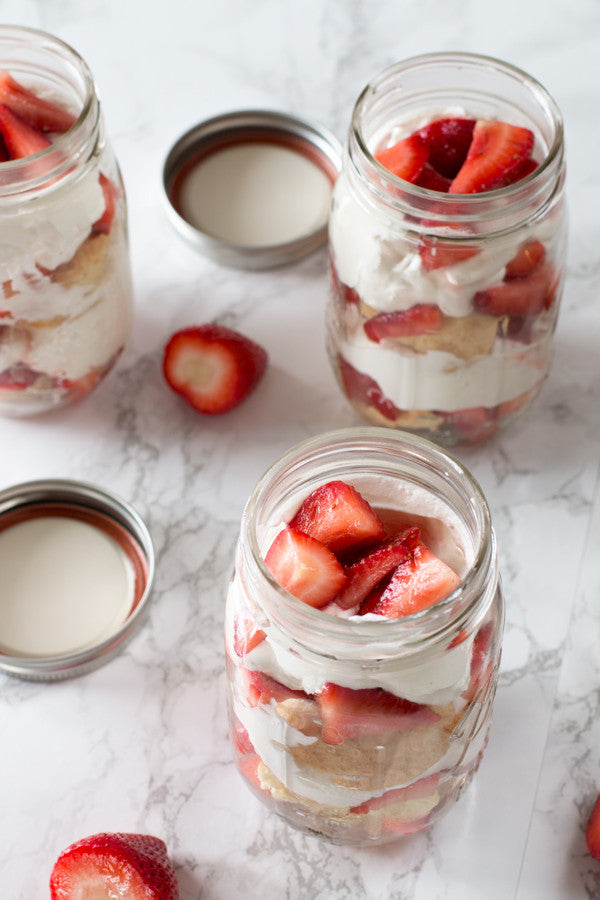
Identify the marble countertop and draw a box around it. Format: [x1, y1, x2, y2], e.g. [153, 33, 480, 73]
[2, 1, 600, 897]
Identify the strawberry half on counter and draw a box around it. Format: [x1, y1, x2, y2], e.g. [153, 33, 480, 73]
[163, 323, 268, 415]
[49, 832, 179, 899]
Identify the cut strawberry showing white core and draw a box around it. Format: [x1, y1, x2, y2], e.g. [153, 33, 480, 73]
[163, 323, 268, 415]
[49, 832, 178, 900]
[264, 526, 347, 608]
[369, 540, 461, 618]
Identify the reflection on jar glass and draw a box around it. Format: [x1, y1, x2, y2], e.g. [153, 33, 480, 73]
[0, 25, 134, 416]
[225, 428, 504, 845]
[327, 52, 567, 446]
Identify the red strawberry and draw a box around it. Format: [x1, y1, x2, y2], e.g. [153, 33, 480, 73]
[375, 133, 429, 183]
[357, 579, 389, 615]
[449, 120, 534, 194]
[334, 527, 421, 610]
[243, 668, 306, 707]
[232, 603, 265, 657]
[92, 173, 119, 235]
[350, 773, 440, 814]
[0, 362, 41, 390]
[288, 480, 385, 555]
[337, 356, 401, 422]
[415, 164, 452, 192]
[317, 682, 438, 744]
[504, 239, 546, 280]
[464, 620, 495, 702]
[416, 117, 476, 179]
[586, 794, 600, 861]
[364, 304, 444, 342]
[474, 261, 554, 316]
[418, 236, 479, 271]
[0, 103, 50, 159]
[49, 832, 178, 900]
[264, 526, 347, 608]
[163, 324, 267, 415]
[369, 540, 460, 618]
[0, 70, 76, 133]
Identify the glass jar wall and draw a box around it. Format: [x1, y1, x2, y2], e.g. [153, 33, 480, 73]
[225, 428, 504, 845]
[327, 52, 567, 445]
[0, 26, 133, 416]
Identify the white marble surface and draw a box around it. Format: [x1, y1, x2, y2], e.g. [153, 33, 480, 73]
[1, 1, 600, 897]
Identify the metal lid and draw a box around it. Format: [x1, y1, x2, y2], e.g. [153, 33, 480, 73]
[0, 479, 155, 680]
[162, 109, 342, 270]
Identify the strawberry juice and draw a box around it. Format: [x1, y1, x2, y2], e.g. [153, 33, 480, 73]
[225, 428, 504, 844]
[327, 53, 567, 445]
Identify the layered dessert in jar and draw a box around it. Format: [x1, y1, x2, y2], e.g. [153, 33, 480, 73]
[0, 27, 133, 416]
[225, 429, 503, 844]
[327, 53, 567, 445]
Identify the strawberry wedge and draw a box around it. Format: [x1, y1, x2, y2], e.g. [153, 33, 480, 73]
[0, 70, 76, 132]
[375, 133, 428, 183]
[369, 541, 460, 618]
[449, 120, 534, 194]
[335, 527, 421, 610]
[416, 117, 475, 179]
[49, 833, 178, 900]
[364, 304, 444, 342]
[317, 682, 439, 744]
[0, 103, 50, 158]
[289, 480, 385, 555]
[265, 526, 347, 608]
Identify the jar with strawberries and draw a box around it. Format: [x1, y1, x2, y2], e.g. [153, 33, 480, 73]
[327, 52, 567, 445]
[0, 26, 133, 416]
[225, 427, 504, 845]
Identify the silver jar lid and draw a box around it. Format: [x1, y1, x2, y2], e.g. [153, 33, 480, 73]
[0, 479, 155, 680]
[162, 109, 342, 270]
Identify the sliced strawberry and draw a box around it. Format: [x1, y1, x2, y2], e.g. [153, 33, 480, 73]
[415, 163, 451, 192]
[230, 719, 256, 756]
[513, 156, 538, 181]
[364, 304, 444, 342]
[289, 480, 385, 555]
[334, 527, 421, 610]
[163, 323, 267, 415]
[0, 103, 50, 159]
[504, 239, 546, 280]
[586, 794, 600, 861]
[449, 120, 534, 194]
[370, 540, 460, 618]
[350, 773, 440, 814]
[463, 620, 495, 702]
[243, 668, 306, 706]
[418, 236, 479, 271]
[92, 173, 119, 235]
[337, 356, 401, 422]
[0, 70, 76, 133]
[264, 526, 347, 608]
[440, 405, 497, 443]
[232, 603, 266, 657]
[0, 362, 41, 390]
[49, 832, 178, 900]
[375, 133, 429, 183]
[0, 133, 8, 162]
[416, 117, 476, 179]
[237, 750, 263, 791]
[357, 579, 389, 615]
[317, 682, 438, 744]
[474, 261, 554, 316]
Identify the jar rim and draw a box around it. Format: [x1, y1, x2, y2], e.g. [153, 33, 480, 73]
[240, 427, 497, 658]
[348, 51, 564, 231]
[0, 25, 99, 195]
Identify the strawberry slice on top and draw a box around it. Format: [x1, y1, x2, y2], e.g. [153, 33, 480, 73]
[163, 323, 267, 415]
[449, 120, 535, 194]
[49, 832, 178, 900]
[0, 70, 76, 133]
[335, 526, 421, 610]
[416, 117, 476, 179]
[375, 133, 429, 183]
[0, 103, 50, 159]
[288, 480, 385, 556]
[264, 526, 347, 608]
[369, 539, 461, 618]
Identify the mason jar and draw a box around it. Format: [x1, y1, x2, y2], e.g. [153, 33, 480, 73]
[327, 53, 567, 446]
[0, 25, 133, 416]
[225, 427, 504, 845]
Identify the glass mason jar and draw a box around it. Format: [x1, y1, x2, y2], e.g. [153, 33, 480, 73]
[0, 26, 134, 416]
[225, 427, 504, 845]
[327, 53, 567, 446]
